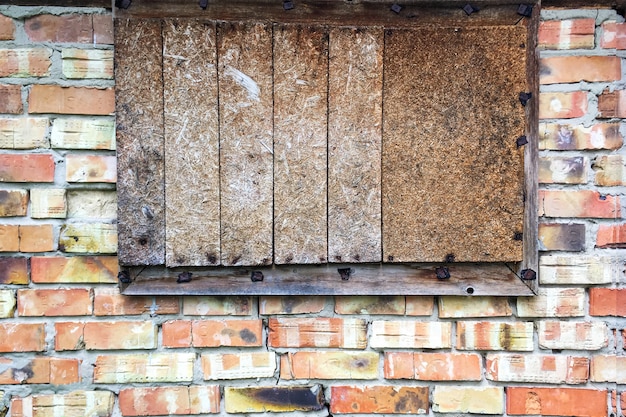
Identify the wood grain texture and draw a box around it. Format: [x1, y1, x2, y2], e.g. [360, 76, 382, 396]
[382, 26, 527, 263]
[218, 21, 273, 266]
[274, 24, 328, 264]
[328, 27, 383, 263]
[115, 18, 165, 265]
[163, 19, 220, 267]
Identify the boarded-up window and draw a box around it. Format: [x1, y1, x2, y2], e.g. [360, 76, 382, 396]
[115, 3, 537, 296]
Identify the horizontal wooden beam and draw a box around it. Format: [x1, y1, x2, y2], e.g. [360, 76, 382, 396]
[4, 0, 111, 7]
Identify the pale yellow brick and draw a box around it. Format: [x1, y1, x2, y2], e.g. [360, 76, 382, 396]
[14, 391, 114, 417]
[517, 288, 585, 318]
[51, 118, 115, 150]
[202, 352, 276, 380]
[62, 48, 113, 79]
[540, 255, 618, 285]
[0, 290, 15, 318]
[0, 118, 48, 149]
[30, 188, 66, 219]
[539, 320, 608, 350]
[67, 190, 116, 219]
[94, 353, 195, 383]
[486, 353, 589, 384]
[370, 320, 452, 349]
[438, 296, 512, 318]
[65, 154, 116, 183]
[59, 223, 117, 253]
[591, 355, 626, 383]
[433, 387, 504, 414]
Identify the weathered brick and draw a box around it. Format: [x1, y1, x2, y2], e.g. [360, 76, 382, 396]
[11, 391, 114, 417]
[29, 85, 114, 115]
[51, 118, 115, 150]
[594, 155, 625, 186]
[0, 84, 22, 114]
[93, 353, 195, 383]
[538, 156, 586, 184]
[54, 322, 84, 351]
[0, 48, 51, 77]
[94, 287, 179, 315]
[370, 320, 451, 349]
[30, 188, 66, 219]
[24, 14, 93, 43]
[19, 224, 54, 252]
[335, 296, 405, 315]
[0, 15, 15, 40]
[0, 257, 28, 284]
[203, 352, 276, 380]
[269, 318, 367, 348]
[597, 223, 626, 248]
[226, 386, 324, 413]
[62, 48, 113, 79]
[591, 355, 626, 383]
[538, 19, 595, 50]
[438, 296, 512, 318]
[0, 290, 16, 318]
[0, 323, 45, 352]
[0, 154, 54, 182]
[384, 352, 481, 381]
[590, 287, 626, 316]
[517, 288, 585, 317]
[602, 21, 626, 49]
[539, 190, 620, 218]
[539, 91, 588, 119]
[59, 223, 117, 253]
[0, 189, 28, 216]
[0, 357, 80, 384]
[182, 296, 251, 315]
[330, 386, 428, 414]
[280, 351, 378, 380]
[119, 386, 220, 416]
[66, 154, 116, 183]
[433, 387, 503, 414]
[259, 295, 325, 314]
[18, 288, 92, 316]
[598, 89, 626, 118]
[0, 117, 48, 149]
[539, 320, 608, 350]
[456, 321, 533, 351]
[31, 255, 117, 283]
[93, 14, 114, 45]
[539, 223, 585, 251]
[0, 224, 19, 251]
[540, 56, 621, 85]
[64, 321, 157, 350]
[66, 190, 117, 219]
[405, 296, 435, 316]
[506, 387, 607, 417]
[162, 320, 191, 348]
[539, 255, 620, 285]
[540, 123, 623, 150]
[192, 319, 262, 347]
[486, 353, 589, 384]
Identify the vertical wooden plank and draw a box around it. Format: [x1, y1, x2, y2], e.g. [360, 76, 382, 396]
[274, 24, 328, 265]
[328, 27, 383, 263]
[163, 19, 220, 267]
[218, 22, 273, 266]
[115, 18, 165, 266]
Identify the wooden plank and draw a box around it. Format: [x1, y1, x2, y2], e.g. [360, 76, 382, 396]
[163, 19, 220, 267]
[273, 24, 328, 264]
[115, 18, 165, 265]
[382, 26, 527, 263]
[218, 21, 273, 266]
[328, 27, 383, 263]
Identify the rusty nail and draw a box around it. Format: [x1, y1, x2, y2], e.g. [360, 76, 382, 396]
[115, 0, 131, 9]
[338, 268, 354, 281]
[517, 4, 533, 16]
[118, 270, 132, 284]
[516, 135, 528, 147]
[519, 92, 532, 106]
[251, 271, 264, 282]
[463, 4, 479, 15]
[436, 266, 450, 280]
[520, 269, 537, 280]
[199, 0, 208, 8]
[283, 0, 294, 10]
[177, 271, 193, 283]
[391, 3, 402, 13]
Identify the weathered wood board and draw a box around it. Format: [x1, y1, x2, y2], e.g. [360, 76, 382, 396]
[382, 26, 527, 263]
[274, 24, 329, 264]
[328, 27, 383, 263]
[218, 22, 274, 266]
[115, 18, 165, 266]
[163, 19, 220, 267]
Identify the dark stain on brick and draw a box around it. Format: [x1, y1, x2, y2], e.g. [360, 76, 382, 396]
[12, 365, 34, 383]
[239, 328, 258, 344]
[251, 386, 324, 410]
[394, 388, 429, 413]
[0, 258, 27, 284]
[500, 323, 512, 350]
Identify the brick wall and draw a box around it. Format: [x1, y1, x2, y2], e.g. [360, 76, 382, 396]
[0, 4, 624, 417]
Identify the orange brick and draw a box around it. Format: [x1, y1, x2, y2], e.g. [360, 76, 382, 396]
[0, 189, 28, 216]
[334, 296, 405, 315]
[330, 386, 428, 414]
[55, 322, 85, 351]
[591, 355, 626, 383]
[0, 257, 28, 284]
[94, 353, 195, 383]
[94, 287, 180, 316]
[66, 154, 116, 183]
[597, 223, 626, 248]
[0, 15, 15, 40]
[162, 320, 192, 348]
[119, 386, 220, 416]
[24, 14, 93, 43]
[539, 190, 620, 218]
[594, 155, 625, 186]
[19, 224, 54, 252]
[602, 21, 626, 49]
[370, 320, 451, 349]
[93, 14, 114, 45]
[517, 288, 585, 317]
[182, 296, 251, 315]
[507, 387, 607, 417]
[0, 84, 22, 114]
[0, 357, 80, 384]
[539, 320, 608, 350]
[539, 91, 588, 119]
[457, 321, 533, 351]
[433, 386, 503, 414]
[598, 89, 626, 118]
[540, 123, 623, 150]
[192, 319, 262, 347]
[538, 19, 595, 50]
[82, 321, 157, 350]
[590, 288, 626, 316]
[438, 296, 512, 318]
[539, 223, 586, 252]
[0, 224, 19, 251]
[203, 352, 276, 380]
[0, 48, 51, 77]
[539, 156, 586, 184]
[486, 353, 589, 383]
[384, 352, 481, 381]
[540, 56, 621, 85]
[17, 288, 92, 316]
[29, 85, 114, 115]
[259, 296, 325, 315]
[269, 318, 367, 348]
[0, 154, 54, 182]
[31, 255, 117, 283]
[226, 386, 324, 413]
[281, 351, 378, 380]
[0, 323, 45, 352]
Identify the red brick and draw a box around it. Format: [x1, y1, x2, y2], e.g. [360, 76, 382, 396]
[539, 91, 588, 119]
[259, 295, 324, 314]
[590, 288, 626, 316]
[0, 257, 28, 284]
[0, 48, 51, 77]
[438, 296, 512, 318]
[486, 353, 589, 383]
[591, 355, 626, 383]
[66, 154, 116, 183]
[539, 320, 608, 350]
[94, 287, 180, 316]
[203, 352, 276, 380]
[0, 357, 80, 384]
[0, 224, 19, 251]
[82, 321, 157, 350]
[538, 19, 595, 50]
[456, 321, 533, 351]
[433, 386, 503, 414]
[225, 386, 324, 413]
[93, 14, 114, 45]
[538, 156, 586, 184]
[596, 223, 626, 248]
[0, 84, 22, 114]
[540, 123, 623, 150]
[539, 223, 585, 252]
[19, 224, 54, 252]
[182, 296, 252, 315]
[17, 288, 92, 316]
[0, 15, 15, 40]
[119, 386, 220, 416]
[269, 318, 367, 348]
[0, 154, 54, 182]
[335, 296, 404, 315]
[539, 190, 620, 218]
[517, 288, 585, 317]
[507, 387, 608, 417]
[24, 14, 93, 43]
[31, 256, 117, 283]
[594, 155, 625, 186]
[384, 352, 481, 381]
[0, 323, 45, 352]
[598, 89, 626, 118]
[0, 189, 28, 216]
[602, 21, 626, 49]
[371, 320, 451, 349]
[29, 85, 114, 115]
[330, 386, 429, 414]
[540, 56, 621, 85]
[281, 351, 378, 380]
[192, 319, 262, 347]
